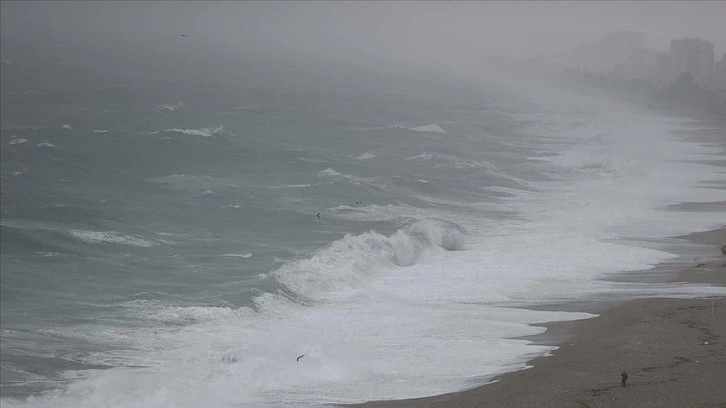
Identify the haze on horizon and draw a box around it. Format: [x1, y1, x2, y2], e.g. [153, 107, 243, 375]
[1, 1, 725, 74]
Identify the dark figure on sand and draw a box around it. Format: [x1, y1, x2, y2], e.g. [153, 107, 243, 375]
[621, 371, 628, 388]
[721, 244, 726, 267]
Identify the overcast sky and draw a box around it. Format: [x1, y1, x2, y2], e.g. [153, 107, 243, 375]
[2, 1, 725, 69]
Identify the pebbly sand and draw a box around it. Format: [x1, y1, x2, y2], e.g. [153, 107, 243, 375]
[350, 229, 726, 408]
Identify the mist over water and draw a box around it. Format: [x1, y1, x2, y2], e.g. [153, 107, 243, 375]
[2, 2, 726, 407]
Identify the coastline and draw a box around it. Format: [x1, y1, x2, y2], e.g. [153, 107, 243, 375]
[343, 72, 726, 408]
[348, 228, 726, 408]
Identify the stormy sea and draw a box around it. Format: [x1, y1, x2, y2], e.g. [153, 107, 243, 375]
[1, 48, 724, 407]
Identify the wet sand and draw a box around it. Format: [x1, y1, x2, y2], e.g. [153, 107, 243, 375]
[351, 230, 726, 408]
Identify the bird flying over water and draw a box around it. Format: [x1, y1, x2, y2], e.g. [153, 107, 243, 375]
[297, 354, 305, 361]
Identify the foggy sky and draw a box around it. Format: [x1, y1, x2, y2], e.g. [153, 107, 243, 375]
[2, 1, 725, 70]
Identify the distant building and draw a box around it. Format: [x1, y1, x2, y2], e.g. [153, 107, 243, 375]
[654, 52, 676, 85]
[669, 38, 715, 86]
[711, 53, 726, 91]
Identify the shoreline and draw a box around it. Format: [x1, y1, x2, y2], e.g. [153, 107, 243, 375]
[348, 228, 726, 408]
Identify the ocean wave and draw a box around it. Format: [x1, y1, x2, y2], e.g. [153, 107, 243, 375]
[157, 102, 183, 112]
[328, 203, 431, 222]
[318, 168, 341, 177]
[8, 137, 29, 145]
[352, 124, 447, 134]
[404, 152, 529, 185]
[353, 153, 377, 160]
[146, 126, 223, 137]
[405, 152, 435, 161]
[219, 253, 253, 258]
[142, 305, 235, 325]
[190, 189, 217, 198]
[92, 129, 109, 133]
[316, 168, 372, 186]
[406, 152, 493, 169]
[272, 219, 466, 298]
[149, 174, 242, 191]
[67, 229, 154, 247]
[406, 124, 447, 134]
[266, 183, 315, 189]
[61, 124, 72, 130]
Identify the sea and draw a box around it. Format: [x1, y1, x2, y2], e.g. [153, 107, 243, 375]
[1, 49, 725, 408]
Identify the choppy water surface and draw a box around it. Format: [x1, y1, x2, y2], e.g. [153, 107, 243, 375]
[1, 56, 725, 407]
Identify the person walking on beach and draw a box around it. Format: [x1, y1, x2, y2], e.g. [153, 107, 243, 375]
[621, 371, 628, 388]
[721, 244, 726, 267]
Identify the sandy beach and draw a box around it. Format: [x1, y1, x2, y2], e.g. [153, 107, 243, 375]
[351, 229, 726, 408]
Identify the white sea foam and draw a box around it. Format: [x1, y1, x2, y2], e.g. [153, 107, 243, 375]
[406, 124, 447, 134]
[329, 203, 433, 222]
[166, 126, 223, 137]
[147, 126, 224, 137]
[157, 102, 183, 112]
[67, 229, 154, 247]
[93, 129, 109, 133]
[266, 183, 315, 189]
[353, 153, 377, 160]
[61, 124, 72, 130]
[355, 124, 447, 134]
[404, 152, 435, 161]
[35, 142, 56, 148]
[143, 306, 235, 325]
[272, 219, 466, 298]
[8, 137, 28, 145]
[405, 152, 528, 184]
[317, 168, 341, 177]
[219, 253, 253, 259]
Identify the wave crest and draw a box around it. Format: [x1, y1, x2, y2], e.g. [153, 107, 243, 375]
[67, 229, 154, 247]
[407, 124, 447, 134]
[147, 126, 224, 137]
[272, 219, 466, 298]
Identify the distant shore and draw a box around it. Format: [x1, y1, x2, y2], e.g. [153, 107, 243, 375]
[348, 228, 726, 408]
[343, 87, 726, 408]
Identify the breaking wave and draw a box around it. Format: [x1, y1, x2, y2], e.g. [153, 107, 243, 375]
[157, 102, 184, 112]
[147, 126, 224, 137]
[272, 219, 466, 299]
[67, 229, 155, 247]
[404, 124, 447, 134]
[353, 153, 377, 160]
[8, 137, 29, 145]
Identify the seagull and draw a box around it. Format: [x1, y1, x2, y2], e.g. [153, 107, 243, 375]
[297, 354, 305, 362]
